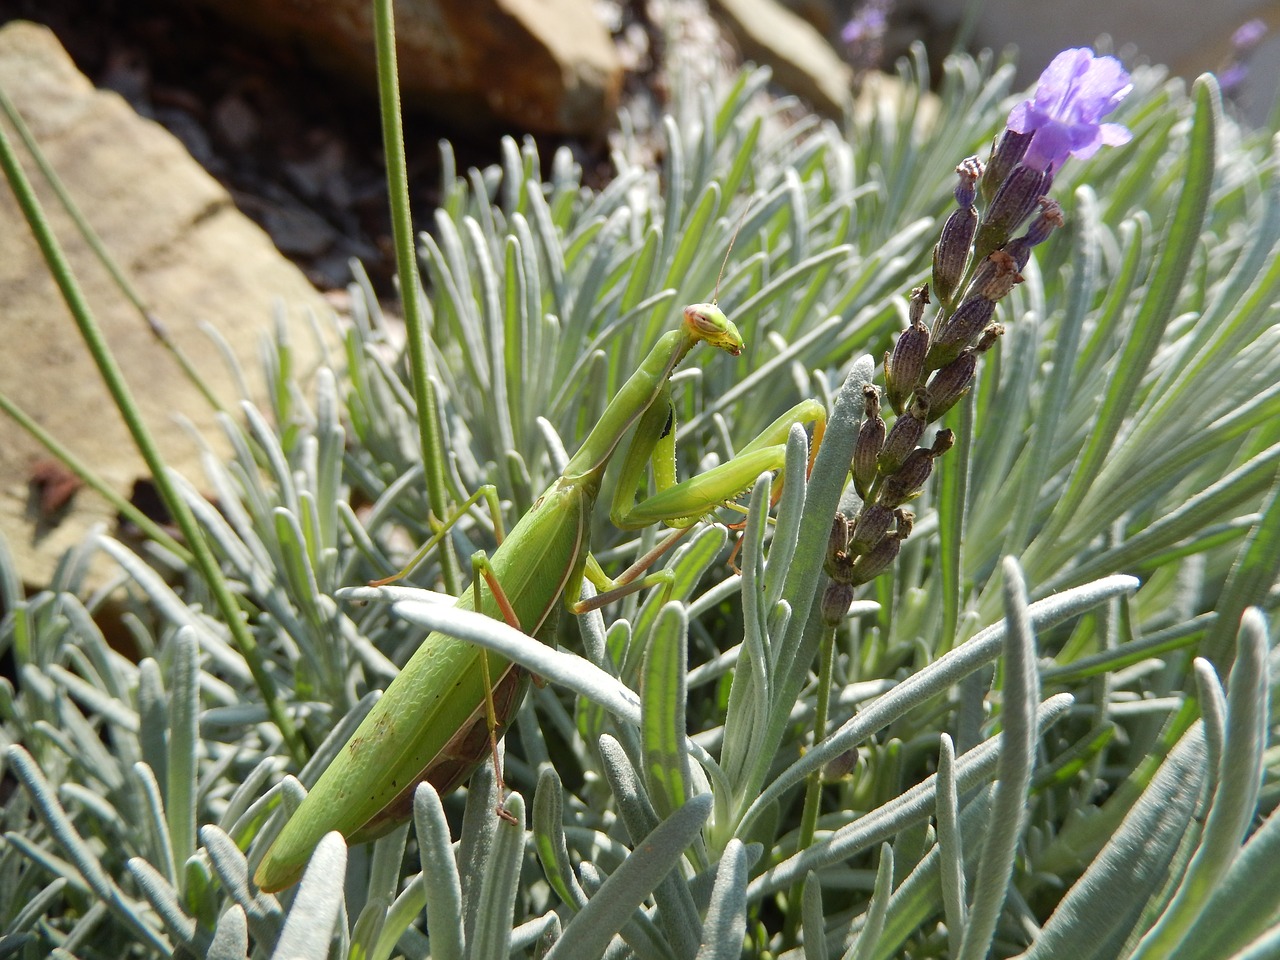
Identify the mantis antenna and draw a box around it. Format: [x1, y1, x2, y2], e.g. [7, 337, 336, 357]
[713, 198, 754, 305]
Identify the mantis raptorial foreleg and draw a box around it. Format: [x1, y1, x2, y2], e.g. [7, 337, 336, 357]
[253, 302, 828, 892]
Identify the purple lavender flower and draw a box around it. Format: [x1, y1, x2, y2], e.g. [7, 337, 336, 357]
[841, 2, 888, 46]
[1220, 19, 1268, 98]
[1219, 64, 1249, 96]
[1006, 48, 1133, 173]
[841, 0, 891, 71]
[1232, 18, 1267, 52]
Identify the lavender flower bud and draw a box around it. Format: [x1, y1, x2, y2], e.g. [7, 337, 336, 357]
[954, 156, 983, 207]
[925, 350, 976, 421]
[975, 323, 1004, 353]
[849, 529, 902, 585]
[878, 396, 928, 474]
[1026, 197, 1065, 244]
[885, 312, 930, 414]
[931, 428, 956, 456]
[1004, 198, 1066, 270]
[823, 747, 859, 780]
[933, 160, 983, 303]
[849, 502, 894, 554]
[821, 580, 855, 625]
[853, 385, 884, 499]
[862, 383, 881, 419]
[828, 551, 855, 583]
[969, 250, 1023, 301]
[825, 513, 852, 579]
[981, 129, 1031, 204]
[977, 164, 1054, 255]
[933, 208, 977, 305]
[879, 447, 935, 507]
[908, 284, 929, 325]
[1233, 18, 1267, 51]
[927, 296, 996, 368]
[893, 507, 914, 540]
[828, 513, 850, 560]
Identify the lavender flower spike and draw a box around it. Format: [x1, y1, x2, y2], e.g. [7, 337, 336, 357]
[1007, 48, 1133, 172]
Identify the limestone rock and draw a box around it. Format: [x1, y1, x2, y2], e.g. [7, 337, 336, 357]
[0, 21, 334, 590]
[710, 0, 854, 117]
[184, 0, 623, 137]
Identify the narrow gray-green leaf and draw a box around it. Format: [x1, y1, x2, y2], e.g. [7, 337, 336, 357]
[6, 745, 169, 952]
[270, 832, 347, 960]
[738, 575, 1133, 838]
[936, 735, 966, 957]
[533, 766, 589, 911]
[131, 762, 176, 887]
[599, 735, 703, 958]
[1202, 475, 1280, 668]
[848, 844, 894, 960]
[802, 871, 827, 960]
[1171, 800, 1280, 960]
[125, 857, 197, 947]
[696, 840, 748, 960]
[412, 783, 463, 960]
[1130, 608, 1270, 958]
[642, 603, 692, 819]
[957, 559, 1040, 960]
[202, 823, 284, 949]
[545, 795, 712, 960]
[748, 695, 1072, 899]
[470, 793, 526, 960]
[1020, 728, 1207, 960]
[167, 627, 198, 879]
[349, 897, 389, 960]
[1193, 658, 1226, 803]
[207, 905, 250, 960]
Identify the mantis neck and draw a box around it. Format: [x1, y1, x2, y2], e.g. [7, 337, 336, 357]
[562, 328, 696, 482]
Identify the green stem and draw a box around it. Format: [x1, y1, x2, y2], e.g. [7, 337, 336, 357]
[372, 0, 461, 595]
[0, 110, 309, 767]
[938, 387, 974, 651]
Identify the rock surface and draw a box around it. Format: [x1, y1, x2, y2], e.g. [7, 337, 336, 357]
[183, 0, 624, 138]
[0, 21, 334, 589]
[710, 0, 853, 117]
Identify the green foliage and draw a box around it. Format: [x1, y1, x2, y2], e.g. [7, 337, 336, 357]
[1, 39, 1279, 960]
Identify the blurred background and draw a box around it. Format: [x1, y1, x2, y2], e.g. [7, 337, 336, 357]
[2, 0, 1275, 293]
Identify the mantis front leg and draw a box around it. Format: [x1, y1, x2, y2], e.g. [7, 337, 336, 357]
[572, 392, 828, 613]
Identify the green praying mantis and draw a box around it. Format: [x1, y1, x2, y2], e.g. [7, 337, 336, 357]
[253, 298, 827, 892]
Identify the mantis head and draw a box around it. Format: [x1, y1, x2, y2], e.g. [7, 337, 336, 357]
[683, 302, 744, 356]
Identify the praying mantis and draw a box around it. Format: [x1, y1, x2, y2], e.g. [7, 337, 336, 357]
[253, 299, 827, 892]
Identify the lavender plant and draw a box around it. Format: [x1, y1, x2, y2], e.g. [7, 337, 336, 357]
[1, 29, 1278, 960]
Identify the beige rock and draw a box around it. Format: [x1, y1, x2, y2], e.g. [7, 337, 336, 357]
[710, 0, 854, 117]
[0, 21, 334, 590]
[185, 0, 623, 137]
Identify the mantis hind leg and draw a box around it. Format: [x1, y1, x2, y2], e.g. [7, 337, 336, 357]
[469, 549, 527, 825]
